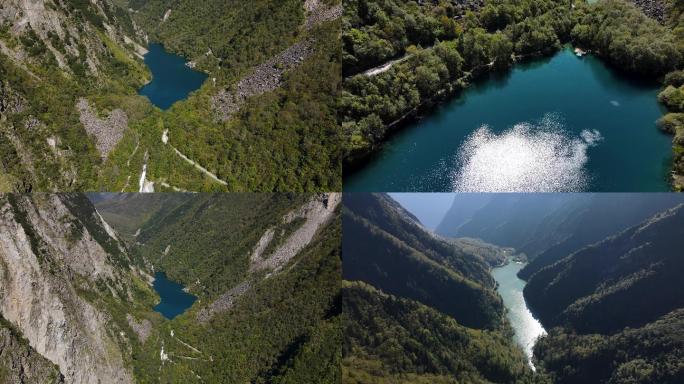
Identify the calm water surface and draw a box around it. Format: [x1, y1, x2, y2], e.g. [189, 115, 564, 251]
[346, 48, 671, 192]
[138, 43, 207, 110]
[153, 272, 197, 320]
[491, 262, 545, 369]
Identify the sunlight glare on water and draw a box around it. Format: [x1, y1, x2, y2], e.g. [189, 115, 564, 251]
[452, 115, 602, 192]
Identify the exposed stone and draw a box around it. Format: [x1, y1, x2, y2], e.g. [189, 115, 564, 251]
[631, 0, 665, 23]
[212, 40, 314, 121]
[0, 194, 135, 383]
[76, 98, 128, 160]
[249, 193, 340, 273]
[0, 323, 64, 384]
[195, 282, 250, 323]
[304, 0, 342, 30]
[125, 314, 152, 344]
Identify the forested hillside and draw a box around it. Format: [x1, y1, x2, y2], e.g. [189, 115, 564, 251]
[0, 0, 341, 192]
[534, 309, 684, 384]
[0, 193, 341, 383]
[524, 204, 684, 333]
[343, 193, 503, 329]
[435, 193, 684, 279]
[341, 0, 684, 188]
[524, 204, 684, 384]
[342, 193, 544, 383]
[343, 281, 534, 384]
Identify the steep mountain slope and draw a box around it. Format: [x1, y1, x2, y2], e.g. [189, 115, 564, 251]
[1, 193, 342, 382]
[437, 194, 684, 280]
[0, 0, 150, 191]
[524, 204, 684, 334]
[343, 281, 532, 384]
[1, 0, 342, 192]
[90, 193, 194, 239]
[343, 193, 504, 330]
[99, 0, 343, 192]
[534, 309, 684, 384]
[0, 315, 63, 383]
[0, 193, 159, 383]
[342, 194, 545, 383]
[95, 192, 342, 383]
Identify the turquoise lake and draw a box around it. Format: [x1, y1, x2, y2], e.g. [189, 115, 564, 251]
[491, 262, 546, 369]
[153, 272, 197, 320]
[345, 48, 672, 192]
[138, 43, 207, 110]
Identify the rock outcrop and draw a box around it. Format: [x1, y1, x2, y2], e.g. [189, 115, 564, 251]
[304, 0, 342, 30]
[250, 193, 340, 273]
[212, 40, 314, 121]
[0, 194, 135, 383]
[631, 0, 665, 22]
[195, 281, 250, 323]
[76, 98, 128, 160]
[0, 318, 64, 384]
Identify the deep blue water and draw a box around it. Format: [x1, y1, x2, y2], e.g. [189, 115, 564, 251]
[345, 48, 672, 192]
[138, 43, 207, 110]
[153, 272, 197, 320]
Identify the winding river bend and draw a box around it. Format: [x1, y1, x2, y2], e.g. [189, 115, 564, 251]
[138, 43, 207, 110]
[491, 262, 545, 369]
[153, 272, 197, 320]
[346, 47, 671, 192]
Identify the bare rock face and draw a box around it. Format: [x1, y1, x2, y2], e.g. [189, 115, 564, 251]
[76, 98, 128, 160]
[212, 40, 314, 121]
[126, 315, 152, 344]
[0, 320, 64, 384]
[0, 0, 146, 75]
[631, 0, 665, 22]
[304, 0, 342, 30]
[195, 281, 250, 323]
[196, 193, 340, 323]
[0, 194, 134, 384]
[0, 82, 26, 118]
[250, 193, 340, 273]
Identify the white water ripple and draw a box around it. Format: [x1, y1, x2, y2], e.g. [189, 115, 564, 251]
[452, 116, 602, 192]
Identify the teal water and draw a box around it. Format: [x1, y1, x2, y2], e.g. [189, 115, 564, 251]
[492, 262, 545, 369]
[138, 43, 207, 110]
[345, 48, 671, 192]
[153, 272, 197, 320]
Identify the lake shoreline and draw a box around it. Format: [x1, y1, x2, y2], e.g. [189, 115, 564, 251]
[345, 45, 672, 192]
[138, 43, 208, 110]
[344, 45, 674, 191]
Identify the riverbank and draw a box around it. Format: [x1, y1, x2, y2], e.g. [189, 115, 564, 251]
[491, 261, 546, 369]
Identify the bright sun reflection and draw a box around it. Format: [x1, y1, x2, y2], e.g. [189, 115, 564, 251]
[452, 115, 602, 192]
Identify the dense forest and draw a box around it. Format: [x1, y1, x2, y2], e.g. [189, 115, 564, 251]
[343, 193, 684, 384]
[524, 204, 684, 383]
[341, 193, 548, 383]
[341, 0, 684, 188]
[343, 281, 535, 384]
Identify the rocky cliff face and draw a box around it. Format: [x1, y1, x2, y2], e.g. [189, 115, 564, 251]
[0, 0, 144, 75]
[0, 0, 148, 192]
[0, 194, 141, 383]
[0, 316, 63, 384]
